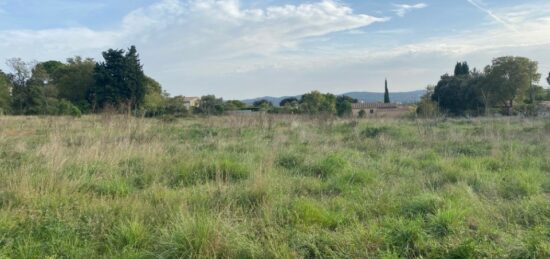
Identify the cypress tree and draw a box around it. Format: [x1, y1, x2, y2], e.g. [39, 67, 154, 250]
[384, 78, 390, 103]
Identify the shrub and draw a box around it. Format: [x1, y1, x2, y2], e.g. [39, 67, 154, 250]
[57, 99, 82, 117]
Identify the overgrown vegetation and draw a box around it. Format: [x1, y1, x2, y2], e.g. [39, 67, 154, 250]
[0, 115, 549, 257]
[420, 58, 550, 117]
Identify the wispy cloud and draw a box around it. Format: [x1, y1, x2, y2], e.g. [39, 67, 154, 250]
[392, 3, 427, 17]
[466, 0, 517, 32]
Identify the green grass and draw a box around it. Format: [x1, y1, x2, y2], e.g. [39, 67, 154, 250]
[0, 115, 549, 258]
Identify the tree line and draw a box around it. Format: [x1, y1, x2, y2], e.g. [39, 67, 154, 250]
[418, 56, 550, 117]
[2, 49, 548, 118]
[0, 46, 153, 116]
[0, 46, 363, 118]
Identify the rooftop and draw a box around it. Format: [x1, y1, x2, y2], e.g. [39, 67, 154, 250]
[351, 103, 399, 109]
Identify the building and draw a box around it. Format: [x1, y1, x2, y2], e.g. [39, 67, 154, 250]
[183, 97, 200, 110]
[351, 102, 410, 118]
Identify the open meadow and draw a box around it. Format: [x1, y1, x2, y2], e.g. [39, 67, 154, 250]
[1, 115, 550, 258]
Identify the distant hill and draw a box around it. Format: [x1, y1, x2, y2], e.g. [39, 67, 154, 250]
[242, 90, 426, 106]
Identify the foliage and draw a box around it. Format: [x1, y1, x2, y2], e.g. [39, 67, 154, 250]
[483, 56, 540, 113]
[0, 70, 11, 114]
[280, 97, 299, 107]
[454, 61, 470, 76]
[300, 91, 336, 115]
[384, 79, 390, 104]
[416, 85, 439, 117]
[224, 100, 247, 111]
[430, 58, 541, 116]
[252, 99, 273, 110]
[336, 95, 356, 117]
[5, 58, 46, 115]
[196, 95, 225, 115]
[432, 71, 485, 116]
[56, 100, 82, 117]
[280, 97, 300, 114]
[91, 46, 146, 111]
[55, 57, 96, 112]
[358, 109, 367, 118]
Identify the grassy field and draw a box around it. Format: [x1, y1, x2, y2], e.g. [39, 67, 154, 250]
[0, 115, 549, 258]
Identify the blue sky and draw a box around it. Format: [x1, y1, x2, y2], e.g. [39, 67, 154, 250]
[1, 0, 549, 99]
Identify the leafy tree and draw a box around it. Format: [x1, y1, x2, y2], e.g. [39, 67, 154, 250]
[384, 79, 390, 103]
[454, 62, 470, 76]
[253, 99, 273, 110]
[55, 57, 96, 112]
[416, 85, 438, 117]
[432, 72, 484, 116]
[0, 70, 11, 114]
[6, 58, 47, 115]
[547, 72, 550, 86]
[280, 97, 299, 107]
[143, 76, 167, 112]
[483, 56, 540, 114]
[336, 95, 357, 117]
[299, 91, 336, 114]
[124, 46, 146, 109]
[280, 97, 300, 114]
[91, 46, 146, 111]
[225, 100, 247, 111]
[196, 95, 224, 115]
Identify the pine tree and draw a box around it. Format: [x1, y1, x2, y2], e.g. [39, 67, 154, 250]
[91, 46, 146, 111]
[384, 78, 390, 103]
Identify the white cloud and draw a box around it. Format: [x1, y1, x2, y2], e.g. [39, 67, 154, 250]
[0, 0, 549, 98]
[392, 3, 427, 17]
[0, 0, 385, 66]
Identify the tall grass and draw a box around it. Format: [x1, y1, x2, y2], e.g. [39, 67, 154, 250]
[0, 115, 549, 258]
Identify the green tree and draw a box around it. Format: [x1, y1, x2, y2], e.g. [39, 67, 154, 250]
[6, 58, 47, 115]
[483, 56, 540, 114]
[336, 95, 357, 117]
[280, 97, 298, 107]
[124, 46, 146, 109]
[91, 46, 146, 111]
[384, 78, 390, 103]
[0, 70, 11, 114]
[454, 62, 470, 76]
[253, 99, 273, 110]
[416, 85, 438, 117]
[432, 71, 484, 116]
[56, 57, 96, 112]
[299, 91, 336, 115]
[225, 100, 247, 111]
[547, 72, 550, 86]
[197, 95, 224, 115]
[280, 97, 300, 114]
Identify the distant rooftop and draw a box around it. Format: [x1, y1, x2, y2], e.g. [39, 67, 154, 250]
[352, 103, 398, 109]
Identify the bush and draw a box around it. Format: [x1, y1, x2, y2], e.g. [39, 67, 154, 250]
[57, 99, 82, 117]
